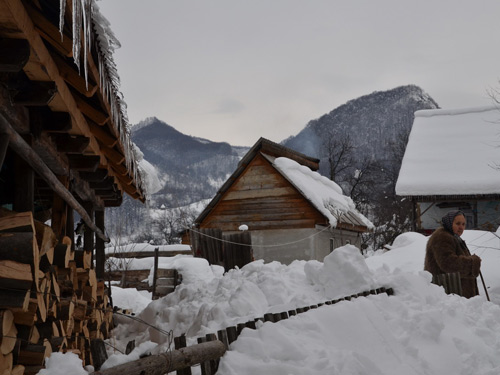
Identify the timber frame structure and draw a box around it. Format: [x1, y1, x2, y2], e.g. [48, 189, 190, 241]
[0, 0, 145, 278]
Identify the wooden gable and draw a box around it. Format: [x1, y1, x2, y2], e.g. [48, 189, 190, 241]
[199, 153, 327, 231]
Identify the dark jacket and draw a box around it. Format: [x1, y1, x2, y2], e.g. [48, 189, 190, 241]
[424, 227, 481, 298]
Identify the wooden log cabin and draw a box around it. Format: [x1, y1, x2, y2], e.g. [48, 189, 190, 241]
[193, 138, 373, 265]
[0, 0, 146, 372]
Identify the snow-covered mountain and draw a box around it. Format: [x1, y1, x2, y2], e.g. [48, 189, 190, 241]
[131, 117, 249, 208]
[282, 84, 439, 177]
[107, 85, 439, 244]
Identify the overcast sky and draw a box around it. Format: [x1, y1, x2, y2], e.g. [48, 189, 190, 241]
[97, 0, 500, 147]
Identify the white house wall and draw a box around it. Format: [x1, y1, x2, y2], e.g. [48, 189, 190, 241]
[247, 228, 361, 265]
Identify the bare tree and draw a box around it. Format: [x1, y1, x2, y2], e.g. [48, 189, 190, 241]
[322, 133, 354, 183]
[345, 157, 381, 212]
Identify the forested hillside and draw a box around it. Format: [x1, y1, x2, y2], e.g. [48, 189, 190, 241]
[107, 85, 439, 248]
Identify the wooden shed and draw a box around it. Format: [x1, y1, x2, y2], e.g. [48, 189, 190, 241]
[0, 2, 146, 370]
[193, 138, 372, 265]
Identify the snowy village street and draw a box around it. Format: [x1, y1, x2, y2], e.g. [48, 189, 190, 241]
[3, 1, 500, 375]
[39, 229, 500, 375]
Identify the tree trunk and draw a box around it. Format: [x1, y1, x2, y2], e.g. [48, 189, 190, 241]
[94, 341, 226, 375]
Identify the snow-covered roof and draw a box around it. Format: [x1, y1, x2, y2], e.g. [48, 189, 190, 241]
[396, 105, 500, 197]
[195, 138, 371, 231]
[271, 156, 373, 229]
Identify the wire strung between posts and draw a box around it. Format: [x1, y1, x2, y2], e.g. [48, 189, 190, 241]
[0, 334, 126, 354]
[187, 224, 333, 248]
[0, 285, 174, 340]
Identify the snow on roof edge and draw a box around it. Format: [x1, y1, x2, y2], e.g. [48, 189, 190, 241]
[415, 104, 500, 118]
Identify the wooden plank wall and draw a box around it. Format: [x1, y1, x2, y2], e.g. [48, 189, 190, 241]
[190, 230, 253, 271]
[201, 154, 325, 231]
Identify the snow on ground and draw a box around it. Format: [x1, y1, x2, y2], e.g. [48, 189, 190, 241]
[41, 230, 500, 374]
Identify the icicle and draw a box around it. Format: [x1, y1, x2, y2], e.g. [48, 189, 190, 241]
[72, 0, 82, 73]
[59, 0, 66, 40]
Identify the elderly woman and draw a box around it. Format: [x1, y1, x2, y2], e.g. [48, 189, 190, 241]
[424, 210, 481, 298]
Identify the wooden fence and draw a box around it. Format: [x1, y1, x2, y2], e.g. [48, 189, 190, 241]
[171, 287, 394, 375]
[105, 249, 182, 300]
[190, 229, 253, 271]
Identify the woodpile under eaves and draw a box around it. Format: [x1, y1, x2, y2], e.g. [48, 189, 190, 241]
[0, 210, 112, 374]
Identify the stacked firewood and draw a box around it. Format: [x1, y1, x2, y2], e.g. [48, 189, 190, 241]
[0, 211, 113, 374]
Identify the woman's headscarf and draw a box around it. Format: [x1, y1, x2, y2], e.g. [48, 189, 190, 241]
[442, 210, 465, 234]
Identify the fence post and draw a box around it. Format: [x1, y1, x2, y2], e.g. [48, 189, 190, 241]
[174, 336, 191, 375]
[152, 247, 159, 299]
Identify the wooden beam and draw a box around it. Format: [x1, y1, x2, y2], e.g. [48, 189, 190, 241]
[95, 210, 105, 279]
[29, 107, 72, 133]
[67, 154, 100, 172]
[3, 0, 102, 157]
[23, 1, 73, 57]
[51, 52, 98, 98]
[88, 119, 117, 147]
[12, 80, 57, 106]
[51, 175, 69, 240]
[103, 195, 122, 207]
[0, 132, 8, 167]
[99, 142, 125, 165]
[0, 38, 30, 72]
[72, 89, 109, 125]
[89, 177, 115, 190]
[0, 112, 109, 242]
[93, 341, 226, 375]
[79, 169, 108, 182]
[82, 201, 94, 261]
[53, 134, 90, 153]
[13, 143, 34, 213]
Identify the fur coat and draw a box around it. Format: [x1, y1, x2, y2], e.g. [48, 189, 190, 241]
[424, 227, 481, 298]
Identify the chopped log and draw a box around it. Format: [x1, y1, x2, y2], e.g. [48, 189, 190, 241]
[0, 310, 16, 355]
[0, 290, 30, 311]
[0, 260, 32, 291]
[90, 339, 108, 371]
[74, 250, 92, 270]
[17, 340, 51, 366]
[57, 299, 74, 321]
[94, 340, 226, 375]
[34, 289, 47, 323]
[50, 336, 67, 352]
[0, 232, 37, 265]
[12, 364, 25, 375]
[30, 326, 40, 345]
[0, 211, 35, 233]
[1, 324, 17, 356]
[33, 221, 56, 263]
[73, 300, 87, 321]
[0, 352, 12, 374]
[53, 236, 73, 268]
[11, 299, 37, 326]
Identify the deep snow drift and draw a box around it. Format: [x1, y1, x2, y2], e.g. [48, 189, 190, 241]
[40, 229, 500, 374]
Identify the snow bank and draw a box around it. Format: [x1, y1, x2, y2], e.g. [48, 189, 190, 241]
[37, 352, 90, 375]
[51, 229, 500, 374]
